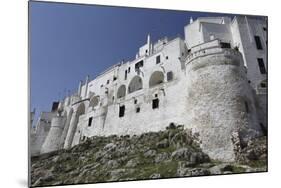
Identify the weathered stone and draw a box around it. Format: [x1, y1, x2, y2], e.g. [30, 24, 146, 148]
[150, 173, 161, 179]
[104, 143, 117, 152]
[177, 167, 191, 177]
[52, 156, 60, 163]
[156, 139, 169, 148]
[155, 152, 170, 163]
[43, 171, 54, 182]
[144, 150, 157, 158]
[178, 161, 195, 168]
[189, 168, 210, 176]
[105, 160, 119, 169]
[171, 148, 192, 160]
[110, 169, 126, 181]
[190, 152, 210, 164]
[33, 177, 43, 187]
[125, 159, 139, 168]
[209, 165, 222, 174]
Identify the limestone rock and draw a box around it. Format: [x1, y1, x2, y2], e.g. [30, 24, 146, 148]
[155, 152, 170, 163]
[171, 148, 192, 160]
[144, 150, 157, 158]
[150, 173, 161, 179]
[156, 138, 169, 148]
[125, 159, 139, 168]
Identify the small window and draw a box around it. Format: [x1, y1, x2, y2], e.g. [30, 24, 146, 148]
[88, 117, 93, 127]
[112, 96, 115, 101]
[245, 101, 249, 113]
[260, 83, 267, 88]
[100, 84, 103, 88]
[259, 123, 267, 136]
[136, 107, 140, 113]
[113, 76, 117, 81]
[257, 58, 266, 74]
[125, 70, 128, 80]
[156, 55, 161, 64]
[166, 56, 168, 60]
[167, 71, 173, 81]
[263, 27, 267, 31]
[220, 42, 231, 48]
[135, 60, 144, 71]
[134, 99, 137, 104]
[145, 49, 148, 53]
[107, 80, 110, 84]
[152, 98, 159, 109]
[119, 105, 125, 117]
[128, 67, 130, 73]
[155, 94, 158, 98]
[254, 36, 263, 50]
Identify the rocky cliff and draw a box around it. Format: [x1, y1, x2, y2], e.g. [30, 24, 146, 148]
[30, 125, 267, 187]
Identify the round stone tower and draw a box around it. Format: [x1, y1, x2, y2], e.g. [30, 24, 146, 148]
[41, 116, 66, 154]
[184, 41, 262, 162]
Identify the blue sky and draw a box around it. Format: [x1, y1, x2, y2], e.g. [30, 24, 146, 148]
[30, 1, 236, 120]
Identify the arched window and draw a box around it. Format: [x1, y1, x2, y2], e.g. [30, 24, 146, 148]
[117, 85, 126, 98]
[128, 76, 143, 93]
[149, 71, 164, 88]
[89, 96, 99, 108]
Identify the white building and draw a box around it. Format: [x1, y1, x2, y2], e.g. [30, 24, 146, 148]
[30, 16, 267, 162]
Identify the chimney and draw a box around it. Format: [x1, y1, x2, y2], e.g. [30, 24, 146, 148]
[78, 80, 83, 97]
[147, 34, 151, 55]
[84, 75, 90, 98]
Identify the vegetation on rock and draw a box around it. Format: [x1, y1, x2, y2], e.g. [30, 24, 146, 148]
[31, 125, 267, 187]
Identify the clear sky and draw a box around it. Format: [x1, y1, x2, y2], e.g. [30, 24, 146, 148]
[30, 1, 236, 121]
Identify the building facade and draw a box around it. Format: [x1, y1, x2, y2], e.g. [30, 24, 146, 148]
[30, 16, 267, 162]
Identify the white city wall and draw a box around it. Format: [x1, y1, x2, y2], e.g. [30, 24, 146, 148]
[31, 16, 267, 162]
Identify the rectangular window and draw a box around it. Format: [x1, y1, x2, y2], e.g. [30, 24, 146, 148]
[156, 55, 161, 64]
[88, 117, 93, 127]
[260, 83, 267, 88]
[152, 98, 159, 109]
[167, 71, 173, 81]
[128, 67, 130, 73]
[125, 70, 127, 80]
[136, 107, 140, 113]
[220, 42, 231, 49]
[113, 76, 117, 81]
[119, 105, 125, 117]
[245, 101, 249, 113]
[254, 36, 263, 50]
[257, 58, 266, 74]
[107, 80, 110, 84]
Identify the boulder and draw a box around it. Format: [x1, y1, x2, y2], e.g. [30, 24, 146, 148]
[144, 150, 157, 158]
[171, 148, 192, 160]
[155, 152, 170, 163]
[150, 173, 161, 179]
[125, 159, 139, 168]
[156, 139, 169, 148]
